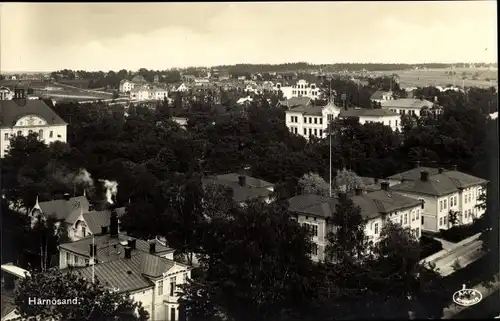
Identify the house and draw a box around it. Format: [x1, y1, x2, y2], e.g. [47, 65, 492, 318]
[59, 221, 189, 321]
[175, 83, 189, 92]
[387, 165, 488, 232]
[370, 90, 393, 103]
[1, 264, 30, 321]
[380, 98, 438, 117]
[285, 100, 342, 139]
[119, 80, 136, 93]
[338, 108, 401, 131]
[69, 207, 126, 241]
[130, 85, 151, 101]
[287, 185, 423, 262]
[30, 193, 90, 226]
[0, 86, 13, 100]
[236, 96, 253, 105]
[152, 88, 169, 101]
[202, 173, 274, 205]
[0, 90, 67, 158]
[171, 116, 188, 128]
[275, 79, 321, 100]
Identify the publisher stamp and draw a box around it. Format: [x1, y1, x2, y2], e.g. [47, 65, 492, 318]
[452, 284, 482, 307]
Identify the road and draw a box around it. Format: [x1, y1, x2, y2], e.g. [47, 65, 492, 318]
[435, 240, 485, 276]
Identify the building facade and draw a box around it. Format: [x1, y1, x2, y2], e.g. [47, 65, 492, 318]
[388, 166, 488, 232]
[380, 98, 436, 117]
[275, 79, 321, 100]
[285, 102, 341, 139]
[0, 90, 67, 158]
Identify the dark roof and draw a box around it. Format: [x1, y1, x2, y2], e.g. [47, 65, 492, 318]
[140, 253, 175, 278]
[82, 208, 126, 234]
[388, 167, 444, 181]
[288, 105, 324, 116]
[0, 100, 67, 128]
[339, 108, 399, 118]
[370, 90, 392, 100]
[359, 177, 383, 192]
[202, 173, 273, 203]
[390, 169, 488, 196]
[279, 97, 312, 108]
[37, 196, 90, 223]
[380, 98, 434, 109]
[287, 191, 421, 221]
[59, 233, 174, 263]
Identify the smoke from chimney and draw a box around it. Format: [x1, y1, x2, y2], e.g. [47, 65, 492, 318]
[75, 168, 94, 187]
[99, 179, 118, 204]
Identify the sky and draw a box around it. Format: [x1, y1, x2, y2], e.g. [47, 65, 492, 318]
[0, 1, 497, 72]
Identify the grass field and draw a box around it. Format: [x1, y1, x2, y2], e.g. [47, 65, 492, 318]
[373, 67, 498, 89]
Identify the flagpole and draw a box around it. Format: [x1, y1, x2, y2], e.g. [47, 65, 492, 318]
[92, 234, 95, 284]
[329, 80, 333, 198]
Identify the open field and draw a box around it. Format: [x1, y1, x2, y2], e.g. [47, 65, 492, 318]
[373, 67, 498, 89]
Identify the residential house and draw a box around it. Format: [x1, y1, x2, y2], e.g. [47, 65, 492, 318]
[59, 222, 189, 321]
[387, 166, 488, 232]
[276, 79, 321, 100]
[69, 207, 126, 241]
[287, 185, 423, 262]
[0, 86, 13, 100]
[338, 108, 401, 132]
[1, 264, 30, 321]
[0, 90, 67, 158]
[285, 100, 342, 139]
[130, 86, 168, 101]
[370, 90, 393, 103]
[175, 83, 189, 92]
[119, 80, 136, 93]
[380, 98, 438, 118]
[202, 173, 274, 205]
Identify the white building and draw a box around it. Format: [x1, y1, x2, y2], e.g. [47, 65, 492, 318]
[119, 80, 136, 93]
[338, 108, 402, 132]
[130, 86, 168, 101]
[175, 83, 189, 92]
[388, 166, 488, 232]
[59, 232, 190, 321]
[370, 90, 393, 103]
[0, 89, 68, 158]
[275, 79, 321, 100]
[380, 98, 436, 117]
[0, 86, 13, 100]
[285, 101, 341, 139]
[287, 186, 423, 262]
[237, 96, 253, 105]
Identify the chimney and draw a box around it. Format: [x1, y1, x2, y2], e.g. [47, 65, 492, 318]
[355, 187, 363, 196]
[127, 239, 136, 249]
[63, 193, 71, 201]
[438, 167, 444, 174]
[380, 182, 390, 191]
[238, 175, 246, 187]
[109, 211, 118, 238]
[89, 244, 97, 257]
[124, 246, 132, 259]
[420, 171, 429, 182]
[452, 164, 458, 171]
[149, 241, 156, 254]
[415, 161, 421, 168]
[101, 226, 108, 235]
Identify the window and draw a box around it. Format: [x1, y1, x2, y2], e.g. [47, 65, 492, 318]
[327, 114, 334, 122]
[82, 226, 86, 236]
[302, 222, 318, 236]
[158, 280, 164, 295]
[303, 128, 306, 135]
[17, 131, 22, 136]
[66, 252, 70, 264]
[85, 259, 89, 266]
[416, 228, 420, 238]
[395, 120, 398, 127]
[183, 273, 188, 283]
[309, 117, 312, 123]
[389, 120, 392, 126]
[464, 194, 468, 204]
[374, 223, 379, 234]
[319, 129, 323, 136]
[308, 128, 312, 136]
[404, 214, 408, 224]
[320, 118, 323, 125]
[311, 243, 318, 256]
[421, 216, 424, 224]
[314, 129, 317, 136]
[439, 217, 443, 226]
[49, 131, 53, 138]
[411, 211, 415, 221]
[444, 216, 448, 226]
[443, 199, 447, 209]
[439, 200, 443, 211]
[465, 210, 468, 218]
[303, 117, 307, 123]
[3, 133, 8, 141]
[74, 256, 79, 265]
[170, 276, 176, 296]
[38, 129, 43, 138]
[416, 210, 420, 220]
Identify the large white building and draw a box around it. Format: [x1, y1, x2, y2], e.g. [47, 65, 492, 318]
[285, 99, 402, 139]
[130, 85, 168, 101]
[275, 79, 321, 100]
[380, 98, 437, 117]
[287, 186, 423, 262]
[59, 220, 191, 321]
[0, 89, 67, 158]
[387, 166, 488, 232]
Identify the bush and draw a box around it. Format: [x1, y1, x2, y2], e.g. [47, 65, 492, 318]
[419, 235, 443, 259]
[438, 218, 483, 243]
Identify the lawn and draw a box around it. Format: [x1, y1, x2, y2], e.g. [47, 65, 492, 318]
[373, 67, 498, 89]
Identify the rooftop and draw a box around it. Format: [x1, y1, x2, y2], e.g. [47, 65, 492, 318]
[36, 195, 90, 223]
[370, 90, 393, 100]
[380, 98, 434, 109]
[389, 167, 488, 196]
[279, 97, 312, 108]
[339, 108, 399, 118]
[59, 233, 174, 263]
[82, 208, 126, 234]
[202, 173, 273, 203]
[0, 99, 67, 129]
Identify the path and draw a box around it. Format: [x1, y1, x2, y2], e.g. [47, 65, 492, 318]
[434, 237, 457, 251]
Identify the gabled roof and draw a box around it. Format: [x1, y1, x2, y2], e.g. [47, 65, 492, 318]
[140, 253, 175, 278]
[81, 208, 126, 234]
[370, 90, 392, 100]
[0, 100, 67, 129]
[37, 196, 90, 223]
[339, 108, 399, 118]
[389, 167, 488, 196]
[380, 98, 434, 109]
[279, 97, 312, 108]
[287, 194, 338, 219]
[202, 173, 273, 203]
[59, 233, 174, 263]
